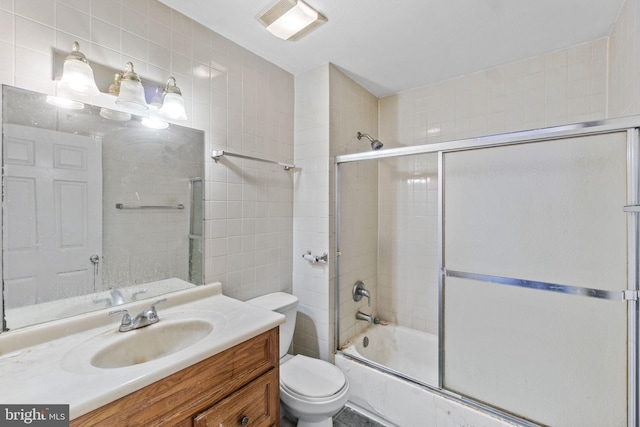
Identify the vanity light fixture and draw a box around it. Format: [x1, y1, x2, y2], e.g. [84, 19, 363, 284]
[57, 42, 100, 97]
[257, 0, 327, 41]
[115, 62, 148, 111]
[53, 48, 186, 123]
[159, 77, 187, 120]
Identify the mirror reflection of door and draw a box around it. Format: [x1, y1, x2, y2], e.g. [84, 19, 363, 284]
[2, 124, 102, 307]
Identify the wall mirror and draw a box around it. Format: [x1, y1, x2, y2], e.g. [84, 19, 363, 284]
[1, 85, 205, 332]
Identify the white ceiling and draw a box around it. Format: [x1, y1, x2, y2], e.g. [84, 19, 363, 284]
[159, 0, 625, 98]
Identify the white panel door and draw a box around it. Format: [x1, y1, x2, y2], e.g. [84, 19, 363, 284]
[3, 124, 102, 307]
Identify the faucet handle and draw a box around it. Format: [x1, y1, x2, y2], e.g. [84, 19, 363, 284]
[109, 309, 131, 326]
[352, 281, 371, 307]
[150, 298, 167, 311]
[146, 298, 167, 321]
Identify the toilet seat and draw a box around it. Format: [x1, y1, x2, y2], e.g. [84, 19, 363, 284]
[281, 355, 347, 399]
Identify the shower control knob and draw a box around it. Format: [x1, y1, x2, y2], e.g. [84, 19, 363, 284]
[353, 280, 371, 306]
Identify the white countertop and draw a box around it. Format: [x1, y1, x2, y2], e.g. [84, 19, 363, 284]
[0, 283, 284, 419]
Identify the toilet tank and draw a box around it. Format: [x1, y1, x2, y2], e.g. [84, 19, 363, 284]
[246, 292, 299, 358]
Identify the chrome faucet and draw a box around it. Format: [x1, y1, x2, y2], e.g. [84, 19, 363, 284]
[356, 311, 374, 323]
[109, 298, 167, 332]
[352, 281, 371, 307]
[110, 289, 125, 305]
[94, 289, 126, 307]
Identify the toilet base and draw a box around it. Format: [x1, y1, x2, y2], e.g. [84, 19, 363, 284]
[279, 354, 350, 427]
[282, 400, 342, 427]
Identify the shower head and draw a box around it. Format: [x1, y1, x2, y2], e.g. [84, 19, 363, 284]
[357, 132, 383, 150]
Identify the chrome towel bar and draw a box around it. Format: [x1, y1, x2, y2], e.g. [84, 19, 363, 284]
[211, 150, 296, 171]
[115, 203, 184, 210]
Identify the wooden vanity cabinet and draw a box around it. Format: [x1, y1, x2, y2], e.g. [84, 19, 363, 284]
[71, 328, 279, 427]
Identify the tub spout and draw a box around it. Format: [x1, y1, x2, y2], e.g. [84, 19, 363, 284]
[356, 311, 374, 323]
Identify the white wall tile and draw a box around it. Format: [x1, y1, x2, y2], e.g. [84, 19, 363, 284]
[0, 40, 13, 75]
[14, 46, 53, 92]
[125, 0, 148, 15]
[121, 7, 147, 39]
[1, 0, 13, 12]
[91, 17, 120, 51]
[0, 9, 14, 43]
[57, 0, 89, 14]
[90, 0, 121, 28]
[148, 0, 171, 27]
[56, 2, 90, 40]
[121, 30, 147, 62]
[15, 0, 54, 27]
[609, 0, 640, 117]
[15, 16, 55, 54]
[89, 43, 121, 69]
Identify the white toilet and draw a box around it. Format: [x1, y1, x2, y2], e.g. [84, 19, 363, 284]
[246, 292, 349, 427]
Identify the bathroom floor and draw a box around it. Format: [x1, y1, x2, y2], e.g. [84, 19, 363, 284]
[333, 406, 388, 427]
[281, 406, 387, 427]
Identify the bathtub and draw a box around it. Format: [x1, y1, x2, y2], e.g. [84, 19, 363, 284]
[336, 324, 517, 427]
[339, 323, 438, 385]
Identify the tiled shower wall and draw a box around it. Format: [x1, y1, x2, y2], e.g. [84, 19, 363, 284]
[329, 65, 379, 348]
[380, 38, 608, 148]
[0, 0, 294, 301]
[377, 38, 610, 332]
[609, 0, 640, 117]
[377, 154, 439, 335]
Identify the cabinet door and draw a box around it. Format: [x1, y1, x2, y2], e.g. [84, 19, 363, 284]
[194, 370, 278, 427]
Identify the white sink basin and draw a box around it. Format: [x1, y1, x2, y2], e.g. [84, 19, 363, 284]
[91, 319, 213, 368]
[61, 311, 226, 373]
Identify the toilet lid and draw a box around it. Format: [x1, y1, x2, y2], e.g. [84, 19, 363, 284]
[281, 355, 346, 398]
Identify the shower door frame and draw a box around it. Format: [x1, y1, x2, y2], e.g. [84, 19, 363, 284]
[334, 116, 640, 427]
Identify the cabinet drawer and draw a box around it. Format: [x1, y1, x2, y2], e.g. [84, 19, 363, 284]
[194, 369, 278, 427]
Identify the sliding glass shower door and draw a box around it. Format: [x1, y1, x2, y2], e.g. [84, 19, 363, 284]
[442, 132, 631, 426]
[335, 119, 640, 426]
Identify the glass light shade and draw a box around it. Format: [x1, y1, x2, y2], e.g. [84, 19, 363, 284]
[116, 78, 148, 111]
[159, 93, 187, 120]
[99, 107, 131, 122]
[58, 54, 99, 96]
[45, 95, 85, 110]
[141, 117, 169, 130]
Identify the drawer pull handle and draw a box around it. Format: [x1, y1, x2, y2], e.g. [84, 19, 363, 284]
[240, 416, 249, 426]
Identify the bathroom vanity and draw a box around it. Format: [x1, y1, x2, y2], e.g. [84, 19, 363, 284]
[72, 328, 279, 427]
[0, 283, 283, 426]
